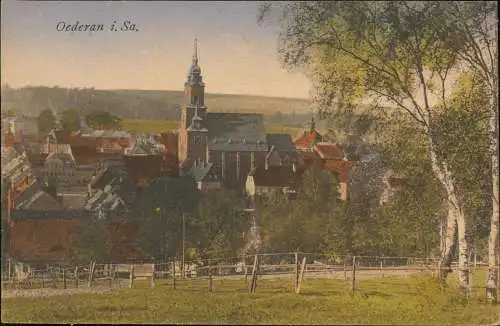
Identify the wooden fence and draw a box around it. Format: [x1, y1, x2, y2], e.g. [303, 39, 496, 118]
[1, 253, 492, 296]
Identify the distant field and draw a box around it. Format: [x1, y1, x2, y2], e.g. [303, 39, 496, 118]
[121, 119, 304, 139]
[2, 274, 499, 325]
[121, 119, 179, 133]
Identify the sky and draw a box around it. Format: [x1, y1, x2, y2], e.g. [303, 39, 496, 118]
[1, 1, 311, 99]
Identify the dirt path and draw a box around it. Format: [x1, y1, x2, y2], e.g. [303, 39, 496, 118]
[2, 270, 427, 299]
[1, 284, 123, 299]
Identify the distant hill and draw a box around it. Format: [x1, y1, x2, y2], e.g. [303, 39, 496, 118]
[121, 118, 306, 139]
[1, 86, 312, 123]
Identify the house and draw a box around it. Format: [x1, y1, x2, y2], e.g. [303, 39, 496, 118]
[85, 187, 127, 220]
[296, 123, 354, 201]
[246, 165, 304, 199]
[265, 133, 299, 167]
[294, 116, 324, 151]
[124, 137, 165, 188]
[89, 165, 137, 209]
[183, 160, 221, 191]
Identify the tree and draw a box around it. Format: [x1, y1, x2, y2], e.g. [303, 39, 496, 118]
[86, 110, 123, 130]
[36, 108, 56, 133]
[431, 1, 498, 303]
[132, 175, 199, 260]
[71, 217, 112, 263]
[259, 164, 342, 254]
[60, 109, 80, 132]
[189, 189, 249, 261]
[259, 1, 473, 293]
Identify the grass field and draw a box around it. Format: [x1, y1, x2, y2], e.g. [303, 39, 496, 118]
[2, 274, 499, 325]
[121, 119, 304, 138]
[121, 119, 179, 133]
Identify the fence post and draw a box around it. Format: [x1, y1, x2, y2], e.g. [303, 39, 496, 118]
[109, 265, 113, 289]
[295, 257, 307, 294]
[129, 265, 134, 289]
[150, 264, 155, 289]
[351, 256, 356, 295]
[52, 267, 57, 289]
[250, 255, 259, 293]
[343, 260, 347, 280]
[244, 258, 249, 283]
[63, 268, 66, 289]
[208, 264, 213, 293]
[380, 260, 384, 278]
[294, 252, 299, 292]
[74, 266, 79, 288]
[8, 258, 11, 282]
[88, 261, 95, 288]
[172, 260, 176, 290]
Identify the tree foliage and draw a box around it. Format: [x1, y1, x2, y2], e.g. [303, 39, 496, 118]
[36, 108, 56, 133]
[189, 189, 249, 260]
[60, 109, 81, 132]
[132, 175, 199, 260]
[71, 217, 112, 263]
[86, 110, 123, 130]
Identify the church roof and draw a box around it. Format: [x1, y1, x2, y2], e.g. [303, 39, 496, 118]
[205, 113, 268, 152]
[266, 133, 296, 152]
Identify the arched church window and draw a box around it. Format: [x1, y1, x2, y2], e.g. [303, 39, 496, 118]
[193, 96, 199, 106]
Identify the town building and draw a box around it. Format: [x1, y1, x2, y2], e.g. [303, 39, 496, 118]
[294, 119, 353, 201]
[178, 39, 283, 189]
[245, 165, 304, 199]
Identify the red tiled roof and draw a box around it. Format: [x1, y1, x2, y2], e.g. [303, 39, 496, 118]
[323, 159, 353, 182]
[248, 165, 305, 188]
[54, 130, 71, 144]
[72, 146, 101, 165]
[295, 130, 323, 149]
[299, 151, 323, 167]
[315, 143, 344, 159]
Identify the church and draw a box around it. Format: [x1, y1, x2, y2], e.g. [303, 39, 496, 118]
[178, 40, 298, 189]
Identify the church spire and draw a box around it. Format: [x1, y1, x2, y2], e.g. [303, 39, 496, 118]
[187, 38, 203, 85]
[193, 38, 198, 65]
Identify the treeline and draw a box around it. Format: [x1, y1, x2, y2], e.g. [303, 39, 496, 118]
[36, 108, 123, 133]
[1, 85, 314, 126]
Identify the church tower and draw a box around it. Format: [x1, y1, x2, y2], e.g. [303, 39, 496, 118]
[179, 38, 208, 164]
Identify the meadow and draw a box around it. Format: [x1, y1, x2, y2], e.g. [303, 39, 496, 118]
[121, 118, 304, 138]
[2, 274, 499, 325]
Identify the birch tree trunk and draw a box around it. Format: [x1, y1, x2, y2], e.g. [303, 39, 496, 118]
[427, 129, 469, 293]
[438, 203, 457, 284]
[486, 91, 499, 303]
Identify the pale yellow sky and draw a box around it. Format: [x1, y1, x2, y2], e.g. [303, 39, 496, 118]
[1, 1, 312, 99]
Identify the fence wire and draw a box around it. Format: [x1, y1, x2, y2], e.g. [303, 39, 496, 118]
[1, 253, 491, 296]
